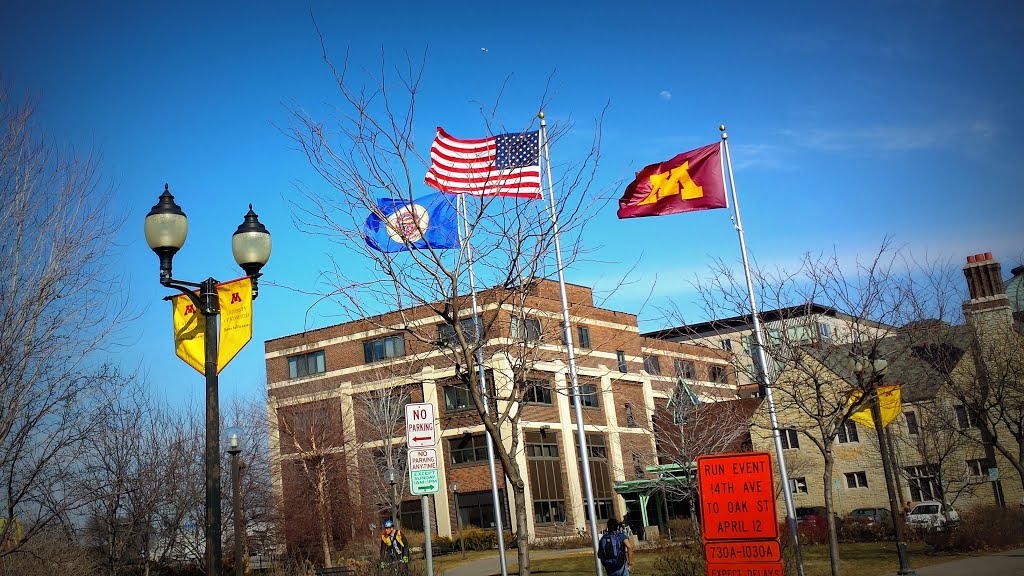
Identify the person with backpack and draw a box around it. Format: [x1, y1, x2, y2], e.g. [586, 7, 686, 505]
[378, 519, 410, 574]
[597, 518, 634, 576]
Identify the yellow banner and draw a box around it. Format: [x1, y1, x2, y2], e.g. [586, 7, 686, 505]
[0, 517, 22, 551]
[848, 385, 902, 429]
[172, 277, 253, 375]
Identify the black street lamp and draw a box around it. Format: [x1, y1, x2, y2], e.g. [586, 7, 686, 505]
[145, 184, 271, 576]
[386, 467, 399, 528]
[848, 354, 915, 576]
[225, 427, 246, 576]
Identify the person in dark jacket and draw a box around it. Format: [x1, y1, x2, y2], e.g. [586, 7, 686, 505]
[378, 519, 410, 574]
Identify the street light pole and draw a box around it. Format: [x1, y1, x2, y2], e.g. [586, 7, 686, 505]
[225, 427, 246, 576]
[850, 355, 915, 576]
[145, 185, 271, 576]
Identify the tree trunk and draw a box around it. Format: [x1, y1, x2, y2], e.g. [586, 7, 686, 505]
[318, 488, 333, 567]
[822, 452, 841, 576]
[513, 480, 530, 576]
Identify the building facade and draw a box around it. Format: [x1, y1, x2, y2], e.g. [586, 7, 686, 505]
[265, 280, 737, 553]
[644, 304, 891, 397]
[743, 253, 1024, 520]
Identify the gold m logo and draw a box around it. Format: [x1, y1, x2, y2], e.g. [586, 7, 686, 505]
[638, 161, 703, 205]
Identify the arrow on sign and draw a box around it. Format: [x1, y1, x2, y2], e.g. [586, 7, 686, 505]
[412, 436, 432, 443]
[420, 485, 435, 492]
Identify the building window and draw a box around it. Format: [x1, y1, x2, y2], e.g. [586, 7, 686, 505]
[624, 403, 637, 427]
[398, 497, 424, 531]
[523, 378, 553, 405]
[785, 325, 814, 344]
[708, 364, 729, 384]
[580, 434, 614, 521]
[287, 350, 325, 379]
[577, 325, 591, 349]
[511, 315, 542, 342]
[817, 322, 833, 342]
[905, 465, 941, 501]
[438, 317, 481, 346]
[632, 452, 644, 478]
[617, 350, 628, 373]
[780, 429, 800, 450]
[527, 431, 565, 525]
[449, 434, 488, 465]
[966, 459, 991, 478]
[905, 411, 919, 435]
[721, 339, 733, 351]
[570, 383, 599, 408]
[954, 405, 977, 429]
[643, 355, 661, 375]
[674, 359, 696, 379]
[789, 477, 808, 494]
[363, 335, 405, 363]
[837, 421, 860, 444]
[455, 490, 507, 529]
[845, 471, 869, 488]
[443, 384, 473, 412]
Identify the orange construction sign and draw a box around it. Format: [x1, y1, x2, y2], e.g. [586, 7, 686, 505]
[697, 452, 778, 541]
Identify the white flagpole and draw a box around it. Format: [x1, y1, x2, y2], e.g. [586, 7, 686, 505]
[456, 193, 509, 576]
[538, 112, 602, 575]
[720, 125, 807, 576]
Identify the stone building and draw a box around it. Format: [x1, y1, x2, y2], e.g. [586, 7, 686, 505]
[264, 279, 737, 554]
[644, 304, 891, 397]
[743, 252, 1024, 520]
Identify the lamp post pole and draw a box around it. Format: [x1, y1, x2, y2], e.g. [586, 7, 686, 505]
[853, 355, 915, 576]
[145, 185, 271, 576]
[225, 428, 245, 576]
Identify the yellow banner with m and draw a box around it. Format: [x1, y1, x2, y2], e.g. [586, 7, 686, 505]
[171, 276, 253, 374]
[848, 384, 902, 429]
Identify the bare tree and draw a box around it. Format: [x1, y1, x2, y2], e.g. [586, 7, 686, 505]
[0, 86, 131, 559]
[284, 34, 605, 574]
[361, 385, 412, 526]
[683, 241, 936, 576]
[652, 379, 755, 534]
[271, 393, 352, 567]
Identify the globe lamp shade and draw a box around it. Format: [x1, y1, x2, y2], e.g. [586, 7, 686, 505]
[232, 205, 271, 277]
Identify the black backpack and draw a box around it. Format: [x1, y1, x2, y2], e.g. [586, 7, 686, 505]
[598, 532, 626, 570]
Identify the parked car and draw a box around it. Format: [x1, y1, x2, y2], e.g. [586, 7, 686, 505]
[796, 506, 841, 528]
[905, 501, 959, 531]
[845, 507, 892, 528]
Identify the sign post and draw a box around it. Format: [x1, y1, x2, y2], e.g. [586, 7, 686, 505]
[404, 403, 437, 576]
[697, 452, 784, 576]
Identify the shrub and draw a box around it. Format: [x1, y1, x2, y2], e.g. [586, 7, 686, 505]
[654, 542, 706, 576]
[927, 505, 1024, 553]
[432, 527, 515, 551]
[839, 521, 893, 543]
[668, 517, 699, 542]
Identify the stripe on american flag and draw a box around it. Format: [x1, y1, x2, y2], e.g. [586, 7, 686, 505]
[424, 127, 542, 198]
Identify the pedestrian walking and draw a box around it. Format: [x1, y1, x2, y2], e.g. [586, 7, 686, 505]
[597, 518, 634, 576]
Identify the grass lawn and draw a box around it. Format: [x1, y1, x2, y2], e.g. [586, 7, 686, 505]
[486, 541, 970, 575]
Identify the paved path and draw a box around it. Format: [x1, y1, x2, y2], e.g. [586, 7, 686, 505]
[886, 547, 1024, 576]
[439, 547, 591, 576]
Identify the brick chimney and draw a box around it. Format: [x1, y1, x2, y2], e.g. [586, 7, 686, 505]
[962, 252, 1012, 322]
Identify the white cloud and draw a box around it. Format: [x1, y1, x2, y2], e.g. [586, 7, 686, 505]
[778, 119, 994, 153]
[659, 90, 672, 101]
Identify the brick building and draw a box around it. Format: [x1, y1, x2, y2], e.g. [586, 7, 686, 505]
[265, 279, 737, 553]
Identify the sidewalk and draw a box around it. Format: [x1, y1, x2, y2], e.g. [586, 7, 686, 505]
[439, 547, 590, 576]
[888, 548, 1024, 576]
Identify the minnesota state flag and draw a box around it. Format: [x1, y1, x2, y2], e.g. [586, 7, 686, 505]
[617, 143, 727, 218]
[364, 192, 460, 253]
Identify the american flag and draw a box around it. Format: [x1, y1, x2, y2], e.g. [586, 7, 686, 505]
[424, 127, 542, 198]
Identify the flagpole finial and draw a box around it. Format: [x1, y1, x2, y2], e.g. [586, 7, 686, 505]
[720, 124, 728, 140]
[538, 111, 545, 119]
[719, 124, 726, 132]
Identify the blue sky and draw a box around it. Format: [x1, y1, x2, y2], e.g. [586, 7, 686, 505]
[3, 0, 1022, 407]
